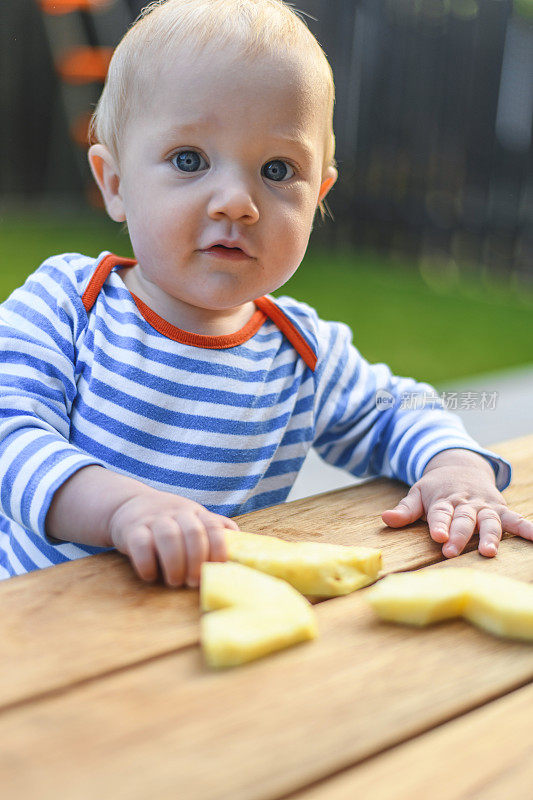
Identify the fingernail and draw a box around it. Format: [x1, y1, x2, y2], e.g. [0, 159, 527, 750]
[485, 544, 497, 556]
[444, 545, 457, 557]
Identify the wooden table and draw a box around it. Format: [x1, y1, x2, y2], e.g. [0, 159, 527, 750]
[1, 435, 532, 800]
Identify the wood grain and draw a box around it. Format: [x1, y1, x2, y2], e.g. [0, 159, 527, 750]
[0, 477, 445, 709]
[234, 434, 533, 564]
[490, 435, 533, 525]
[0, 554, 200, 708]
[0, 539, 531, 800]
[288, 683, 533, 800]
[236, 475, 474, 572]
[0, 436, 530, 709]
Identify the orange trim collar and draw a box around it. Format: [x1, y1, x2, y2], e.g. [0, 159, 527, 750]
[82, 254, 317, 369]
[130, 292, 267, 349]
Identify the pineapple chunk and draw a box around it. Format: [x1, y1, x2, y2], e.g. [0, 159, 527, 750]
[225, 529, 382, 596]
[467, 573, 533, 641]
[200, 562, 317, 668]
[367, 568, 533, 641]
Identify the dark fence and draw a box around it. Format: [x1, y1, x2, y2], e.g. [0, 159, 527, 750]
[2, 0, 532, 279]
[309, 0, 533, 284]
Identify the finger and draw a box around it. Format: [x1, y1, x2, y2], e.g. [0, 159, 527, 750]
[500, 509, 533, 541]
[204, 523, 228, 563]
[222, 516, 240, 531]
[198, 511, 237, 561]
[381, 485, 424, 527]
[200, 510, 240, 532]
[442, 505, 477, 558]
[125, 525, 159, 583]
[477, 508, 502, 557]
[151, 518, 186, 587]
[426, 501, 454, 544]
[178, 514, 209, 587]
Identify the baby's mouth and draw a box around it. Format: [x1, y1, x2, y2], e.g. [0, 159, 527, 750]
[209, 245, 242, 253]
[202, 244, 252, 260]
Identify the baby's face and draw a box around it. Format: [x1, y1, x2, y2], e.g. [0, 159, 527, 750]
[104, 42, 336, 314]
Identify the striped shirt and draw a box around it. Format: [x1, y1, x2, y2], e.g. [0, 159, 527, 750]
[0, 252, 511, 578]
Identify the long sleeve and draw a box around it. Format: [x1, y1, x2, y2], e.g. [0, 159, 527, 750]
[0, 254, 105, 542]
[312, 318, 511, 490]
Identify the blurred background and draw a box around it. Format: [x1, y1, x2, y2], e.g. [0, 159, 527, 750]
[1, 1, 532, 410]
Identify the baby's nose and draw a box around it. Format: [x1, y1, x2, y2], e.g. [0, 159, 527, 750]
[207, 176, 259, 224]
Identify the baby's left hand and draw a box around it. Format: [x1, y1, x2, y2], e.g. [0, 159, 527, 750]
[381, 448, 533, 558]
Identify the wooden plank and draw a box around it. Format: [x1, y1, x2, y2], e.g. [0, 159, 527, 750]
[0, 435, 530, 708]
[490, 434, 533, 518]
[0, 479, 459, 709]
[0, 539, 531, 800]
[0, 554, 201, 709]
[234, 433, 533, 567]
[427, 534, 533, 578]
[288, 683, 533, 800]
[238, 475, 482, 569]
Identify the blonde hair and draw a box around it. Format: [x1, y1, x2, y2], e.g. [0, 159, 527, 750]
[90, 0, 336, 211]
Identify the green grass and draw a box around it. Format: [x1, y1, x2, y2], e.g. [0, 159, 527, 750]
[278, 249, 533, 384]
[1, 210, 531, 385]
[0, 212, 134, 294]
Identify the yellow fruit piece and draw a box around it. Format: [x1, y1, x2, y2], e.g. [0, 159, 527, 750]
[367, 568, 533, 641]
[200, 562, 317, 668]
[225, 529, 382, 596]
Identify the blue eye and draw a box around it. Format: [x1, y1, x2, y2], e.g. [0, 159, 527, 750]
[172, 150, 208, 173]
[262, 160, 294, 182]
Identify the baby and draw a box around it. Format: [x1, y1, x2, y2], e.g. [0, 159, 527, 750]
[0, 0, 531, 585]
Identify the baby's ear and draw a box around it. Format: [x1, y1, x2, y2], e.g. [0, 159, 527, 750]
[88, 144, 126, 222]
[318, 166, 338, 204]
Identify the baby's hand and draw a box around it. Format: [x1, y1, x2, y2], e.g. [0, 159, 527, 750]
[381, 449, 533, 558]
[109, 489, 239, 587]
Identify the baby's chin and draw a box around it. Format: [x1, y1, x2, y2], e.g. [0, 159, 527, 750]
[191, 297, 258, 316]
[189, 281, 266, 310]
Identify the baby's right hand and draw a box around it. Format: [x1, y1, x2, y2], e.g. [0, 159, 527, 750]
[108, 489, 239, 587]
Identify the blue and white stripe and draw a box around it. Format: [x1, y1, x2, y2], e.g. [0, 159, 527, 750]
[0, 252, 511, 577]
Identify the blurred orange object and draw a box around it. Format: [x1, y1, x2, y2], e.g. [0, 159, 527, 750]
[40, 0, 113, 14]
[70, 112, 95, 148]
[56, 47, 113, 84]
